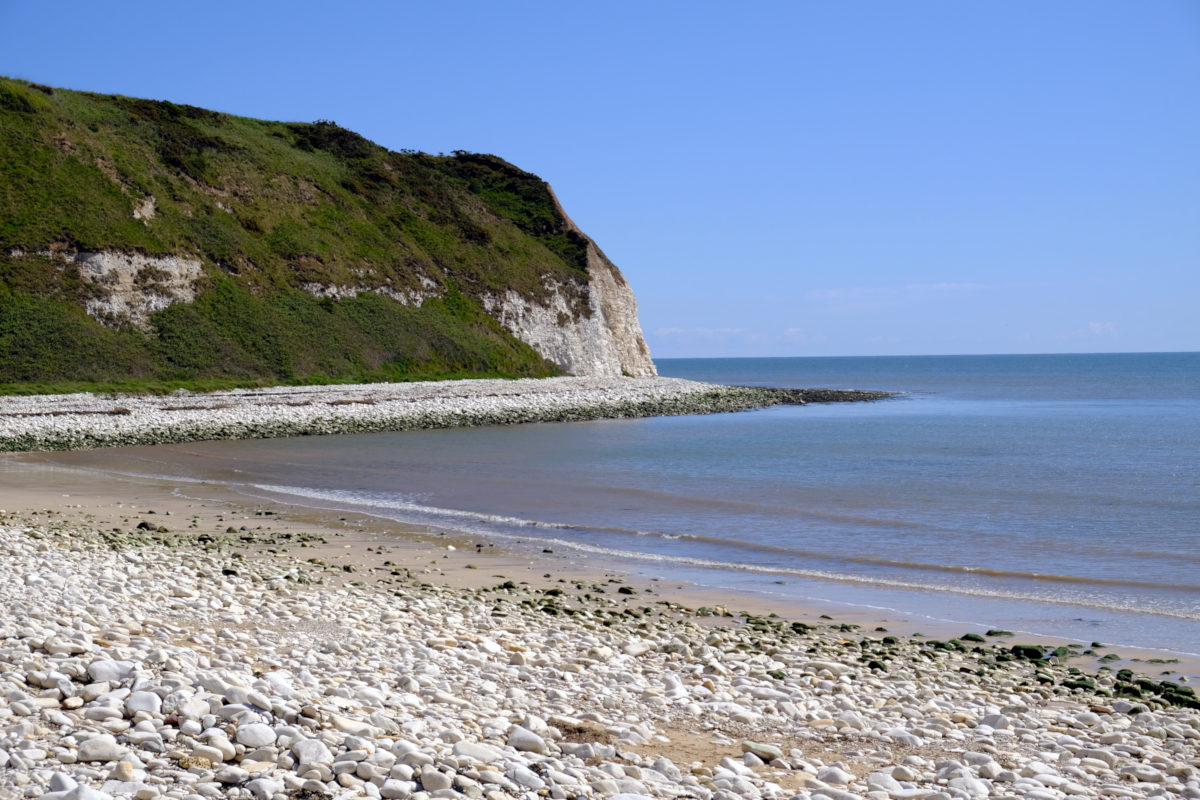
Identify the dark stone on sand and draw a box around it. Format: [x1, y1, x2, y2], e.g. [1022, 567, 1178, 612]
[1164, 692, 1200, 710]
[737, 387, 894, 405]
[1009, 644, 1046, 661]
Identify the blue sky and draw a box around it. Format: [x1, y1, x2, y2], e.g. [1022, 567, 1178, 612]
[2, 1, 1197, 357]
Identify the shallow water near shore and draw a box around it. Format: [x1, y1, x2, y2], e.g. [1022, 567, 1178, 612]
[40, 352, 1200, 657]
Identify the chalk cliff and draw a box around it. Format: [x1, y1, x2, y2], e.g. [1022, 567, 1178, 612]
[483, 186, 656, 378]
[0, 77, 656, 387]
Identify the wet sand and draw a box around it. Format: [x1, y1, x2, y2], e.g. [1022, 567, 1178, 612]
[4, 450, 1196, 683]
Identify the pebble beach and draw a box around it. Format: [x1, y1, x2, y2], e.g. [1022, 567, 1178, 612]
[0, 474, 1198, 800]
[0, 378, 1197, 800]
[0, 378, 784, 453]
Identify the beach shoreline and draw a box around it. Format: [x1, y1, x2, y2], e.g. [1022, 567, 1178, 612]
[5, 453, 1197, 683]
[1, 454, 1198, 800]
[0, 376, 891, 453]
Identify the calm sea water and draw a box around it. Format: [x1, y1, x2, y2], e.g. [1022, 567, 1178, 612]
[82, 353, 1200, 655]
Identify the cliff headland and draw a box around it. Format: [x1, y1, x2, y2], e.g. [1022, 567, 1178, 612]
[0, 77, 654, 392]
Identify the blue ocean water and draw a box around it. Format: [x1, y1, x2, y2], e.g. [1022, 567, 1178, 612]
[86, 352, 1200, 655]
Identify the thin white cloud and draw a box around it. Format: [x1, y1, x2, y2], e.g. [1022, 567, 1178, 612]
[903, 282, 991, 293]
[655, 326, 763, 343]
[801, 286, 900, 314]
[782, 327, 820, 343]
[800, 281, 998, 314]
[807, 281, 993, 302]
[804, 287, 888, 301]
[1061, 321, 1119, 341]
[653, 327, 826, 348]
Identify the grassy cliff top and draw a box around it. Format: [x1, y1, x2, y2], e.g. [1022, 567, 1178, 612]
[0, 78, 604, 392]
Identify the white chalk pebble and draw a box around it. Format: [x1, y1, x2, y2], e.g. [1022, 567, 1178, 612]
[0, 502, 1194, 800]
[235, 723, 277, 748]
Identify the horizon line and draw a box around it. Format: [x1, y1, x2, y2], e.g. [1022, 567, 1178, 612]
[653, 350, 1200, 361]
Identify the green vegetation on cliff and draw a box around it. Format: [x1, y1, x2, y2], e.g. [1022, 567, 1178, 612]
[0, 77, 599, 392]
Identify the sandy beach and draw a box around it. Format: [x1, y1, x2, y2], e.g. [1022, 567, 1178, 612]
[2, 446, 1198, 800]
[8, 452, 1197, 680]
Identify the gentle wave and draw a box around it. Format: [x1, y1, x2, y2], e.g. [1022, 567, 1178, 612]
[245, 483, 1200, 622]
[247, 483, 1200, 593]
[480, 531, 1200, 623]
[843, 557, 1200, 591]
[249, 483, 573, 531]
[541, 483, 931, 531]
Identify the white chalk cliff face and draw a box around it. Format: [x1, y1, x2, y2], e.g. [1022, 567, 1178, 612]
[8, 250, 204, 330]
[77, 251, 203, 329]
[483, 186, 657, 378]
[23, 185, 656, 378]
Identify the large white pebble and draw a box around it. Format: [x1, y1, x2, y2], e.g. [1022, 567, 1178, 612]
[87, 661, 136, 684]
[509, 765, 545, 790]
[49, 773, 78, 792]
[742, 740, 784, 762]
[421, 769, 453, 791]
[452, 741, 503, 763]
[216, 766, 250, 784]
[124, 691, 162, 715]
[817, 766, 855, 785]
[507, 725, 548, 754]
[208, 736, 236, 761]
[293, 738, 333, 766]
[380, 779, 413, 799]
[948, 776, 990, 797]
[222, 686, 251, 705]
[331, 714, 378, 737]
[176, 698, 210, 719]
[1124, 764, 1164, 783]
[236, 723, 277, 748]
[66, 787, 114, 800]
[245, 778, 284, 800]
[867, 771, 903, 793]
[77, 734, 127, 762]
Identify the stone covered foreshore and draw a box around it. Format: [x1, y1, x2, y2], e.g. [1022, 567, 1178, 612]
[0, 378, 891, 453]
[1, 514, 1197, 800]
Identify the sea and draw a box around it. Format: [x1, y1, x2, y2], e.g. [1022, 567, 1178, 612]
[75, 352, 1200, 657]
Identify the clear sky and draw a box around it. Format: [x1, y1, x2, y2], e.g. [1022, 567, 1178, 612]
[2, 1, 1197, 357]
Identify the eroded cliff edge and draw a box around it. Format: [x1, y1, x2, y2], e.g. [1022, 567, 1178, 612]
[483, 185, 656, 378]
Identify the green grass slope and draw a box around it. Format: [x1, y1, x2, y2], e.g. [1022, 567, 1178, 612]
[0, 77, 602, 392]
